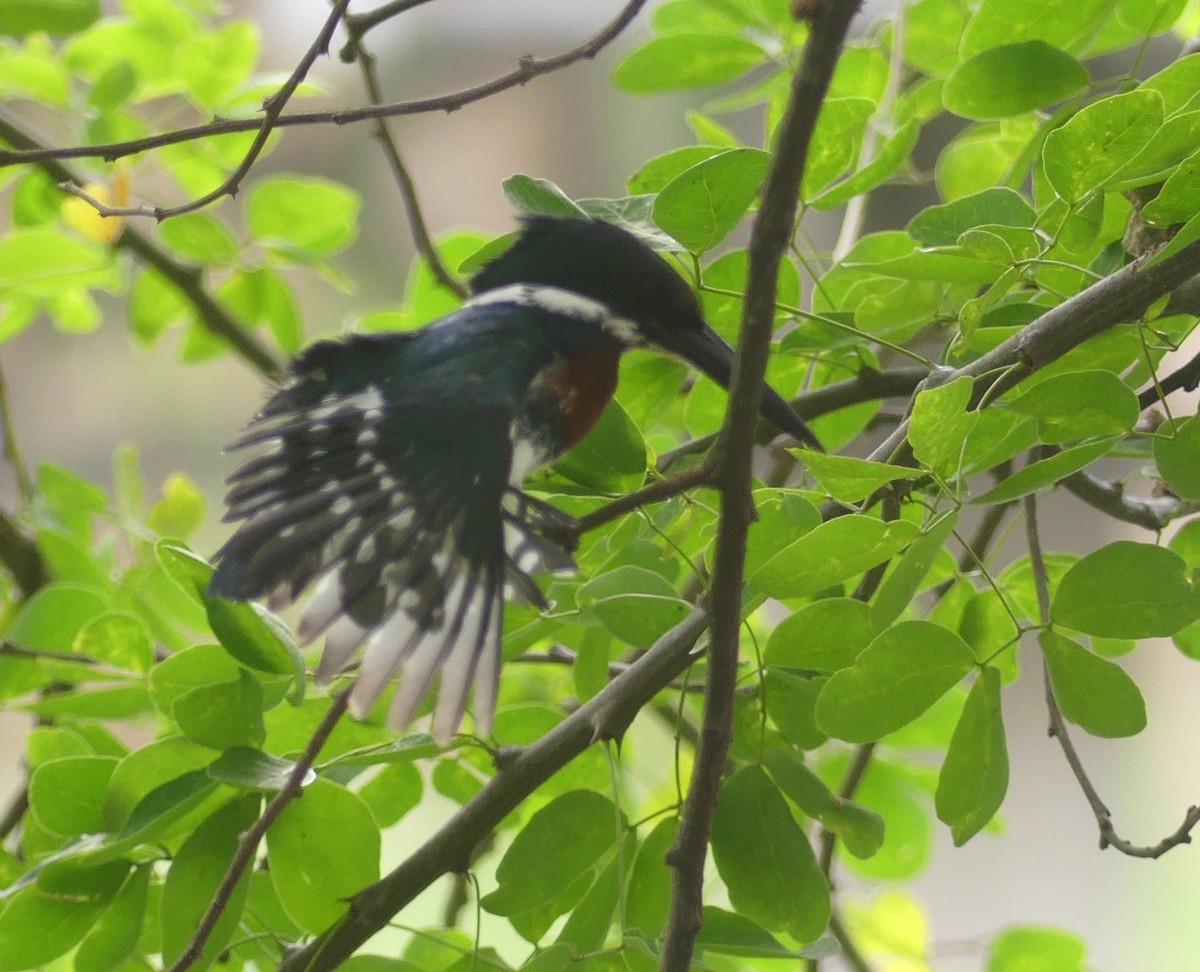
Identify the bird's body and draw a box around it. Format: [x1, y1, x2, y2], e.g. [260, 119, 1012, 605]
[211, 216, 819, 737]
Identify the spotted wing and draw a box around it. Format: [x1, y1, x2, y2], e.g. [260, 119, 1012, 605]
[209, 335, 573, 737]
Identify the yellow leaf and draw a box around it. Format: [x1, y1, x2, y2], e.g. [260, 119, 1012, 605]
[62, 166, 129, 245]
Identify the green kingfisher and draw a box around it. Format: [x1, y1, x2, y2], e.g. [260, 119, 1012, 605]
[210, 215, 821, 738]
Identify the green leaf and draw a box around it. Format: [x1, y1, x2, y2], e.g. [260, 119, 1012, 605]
[972, 437, 1120, 504]
[763, 746, 884, 859]
[908, 188, 1035, 245]
[744, 489, 822, 578]
[501, 174, 586, 217]
[1154, 416, 1200, 500]
[1043, 90, 1164, 201]
[20, 685, 151, 719]
[827, 754, 931, 879]
[172, 669, 266, 750]
[710, 766, 829, 942]
[9, 582, 107, 652]
[1142, 145, 1200, 225]
[766, 598, 873, 672]
[0, 228, 110, 297]
[815, 620, 975, 742]
[748, 516, 921, 600]
[626, 817, 676, 938]
[28, 755, 118, 837]
[627, 146, 725, 194]
[653, 148, 770, 252]
[908, 375, 976, 477]
[871, 512, 959, 631]
[72, 611, 154, 672]
[149, 643, 241, 716]
[358, 762, 422, 828]
[482, 790, 619, 916]
[551, 398, 646, 493]
[161, 795, 261, 972]
[962, 0, 1115, 54]
[157, 213, 240, 264]
[1040, 631, 1147, 737]
[208, 596, 300, 677]
[0, 0, 100, 36]
[0, 860, 127, 969]
[944, 42, 1088, 120]
[802, 451, 922, 503]
[696, 906, 833, 959]
[577, 566, 688, 649]
[179, 21, 258, 108]
[935, 667, 1008, 845]
[812, 120, 921, 210]
[207, 747, 308, 791]
[1004, 371, 1138, 442]
[74, 864, 149, 972]
[1051, 541, 1200, 638]
[247, 175, 360, 257]
[267, 778, 380, 934]
[613, 34, 764, 93]
[763, 671, 826, 749]
[987, 925, 1086, 972]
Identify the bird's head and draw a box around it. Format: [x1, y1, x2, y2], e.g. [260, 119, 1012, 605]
[471, 215, 822, 450]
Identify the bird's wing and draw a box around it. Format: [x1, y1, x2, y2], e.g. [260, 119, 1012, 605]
[209, 334, 572, 737]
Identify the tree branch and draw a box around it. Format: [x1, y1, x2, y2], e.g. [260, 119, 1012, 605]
[661, 5, 860, 971]
[276, 608, 709, 972]
[1059, 469, 1193, 530]
[1024, 494, 1200, 860]
[0, 0, 650, 170]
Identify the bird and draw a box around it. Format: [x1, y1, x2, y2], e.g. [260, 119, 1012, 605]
[209, 215, 821, 739]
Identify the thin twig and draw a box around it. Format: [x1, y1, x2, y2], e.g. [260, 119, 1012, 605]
[1024, 494, 1200, 860]
[342, 18, 468, 299]
[59, 0, 352, 220]
[0, 0, 650, 170]
[661, 5, 861, 971]
[166, 688, 351, 972]
[340, 0, 440, 61]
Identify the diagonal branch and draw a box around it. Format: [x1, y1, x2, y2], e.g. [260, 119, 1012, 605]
[661, 4, 861, 971]
[0, 0, 650, 170]
[276, 608, 710, 972]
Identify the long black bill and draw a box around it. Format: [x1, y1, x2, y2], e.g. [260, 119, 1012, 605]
[662, 322, 824, 451]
